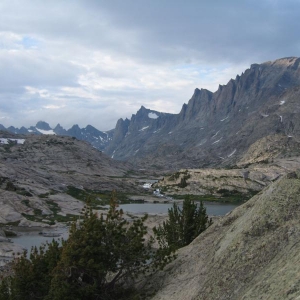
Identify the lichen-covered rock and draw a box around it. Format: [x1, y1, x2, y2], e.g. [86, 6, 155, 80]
[145, 172, 300, 300]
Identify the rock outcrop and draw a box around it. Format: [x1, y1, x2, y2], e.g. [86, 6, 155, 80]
[143, 171, 300, 299]
[0, 134, 141, 225]
[155, 155, 300, 198]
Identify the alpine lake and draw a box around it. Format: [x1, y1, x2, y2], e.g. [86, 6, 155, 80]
[10, 199, 240, 255]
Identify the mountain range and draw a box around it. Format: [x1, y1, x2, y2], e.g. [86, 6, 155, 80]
[1, 57, 300, 169]
[0, 121, 113, 151]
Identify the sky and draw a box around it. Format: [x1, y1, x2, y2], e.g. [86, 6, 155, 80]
[0, 0, 300, 131]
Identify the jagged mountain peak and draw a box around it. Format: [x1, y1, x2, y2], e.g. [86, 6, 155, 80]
[135, 106, 161, 120]
[264, 56, 300, 67]
[0, 121, 113, 152]
[104, 56, 300, 168]
[36, 121, 51, 130]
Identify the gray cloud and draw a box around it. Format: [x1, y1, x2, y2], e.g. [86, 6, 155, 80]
[0, 0, 299, 130]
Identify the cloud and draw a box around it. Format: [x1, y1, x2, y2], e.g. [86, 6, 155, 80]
[0, 0, 299, 130]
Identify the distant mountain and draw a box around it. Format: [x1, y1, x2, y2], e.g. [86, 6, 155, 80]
[104, 57, 300, 169]
[2, 57, 300, 169]
[0, 121, 113, 151]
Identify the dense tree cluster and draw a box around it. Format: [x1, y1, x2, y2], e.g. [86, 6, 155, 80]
[154, 196, 212, 250]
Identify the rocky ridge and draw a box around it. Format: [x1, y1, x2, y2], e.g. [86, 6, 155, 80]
[105, 57, 300, 169]
[0, 121, 114, 152]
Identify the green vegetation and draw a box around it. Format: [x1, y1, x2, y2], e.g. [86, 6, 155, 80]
[154, 195, 212, 251]
[5, 181, 17, 191]
[38, 191, 57, 198]
[168, 172, 180, 181]
[168, 189, 256, 203]
[3, 230, 17, 237]
[1, 140, 16, 153]
[178, 175, 189, 188]
[66, 186, 131, 207]
[21, 199, 78, 225]
[16, 190, 33, 197]
[0, 192, 175, 299]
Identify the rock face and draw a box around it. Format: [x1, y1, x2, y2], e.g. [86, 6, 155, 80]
[104, 106, 174, 161]
[105, 57, 300, 169]
[144, 171, 300, 300]
[0, 134, 140, 225]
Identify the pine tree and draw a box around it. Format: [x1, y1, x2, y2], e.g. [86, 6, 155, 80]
[154, 195, 212, 250]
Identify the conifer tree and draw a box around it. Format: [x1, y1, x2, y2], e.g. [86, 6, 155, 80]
[154, 195, 212, 250]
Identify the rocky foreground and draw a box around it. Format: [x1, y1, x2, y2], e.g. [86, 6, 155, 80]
[142, 171, 300, 300]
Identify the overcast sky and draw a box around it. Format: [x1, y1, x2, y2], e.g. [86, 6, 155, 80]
[0, 0, 299, 130]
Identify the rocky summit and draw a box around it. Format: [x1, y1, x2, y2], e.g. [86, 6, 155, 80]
[104, 57, 300, 169]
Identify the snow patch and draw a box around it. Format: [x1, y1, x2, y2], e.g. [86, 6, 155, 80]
[168, 131, 172, 135]
[111, 150, 116, 159]
[228, 149, 236, 157]
[0, 138, 25, 144]
[212, 137, 222, 144]
[36, 128, 56, 135]
[148, 112, 159, 119]
[280, 100, 285, 105]
[143, 183, 152, 189]
[220, 116, 229, 122]
[260, 113, 269, 117]
[212, 131, 220, 138]
[139, 126, 149, 131]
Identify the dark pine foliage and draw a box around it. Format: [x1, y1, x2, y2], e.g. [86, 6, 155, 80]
[0, 191, 174, 300]
[154, 196, 212, 250]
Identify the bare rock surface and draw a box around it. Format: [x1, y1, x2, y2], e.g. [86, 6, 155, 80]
[156, 156, 300, 198]
[144, 172, 300, 300]
[0, 134, 143, 226]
